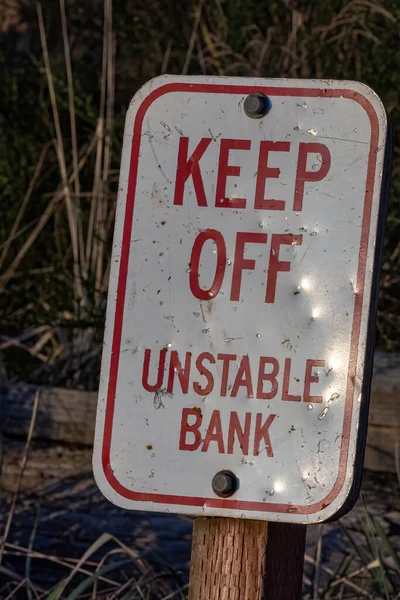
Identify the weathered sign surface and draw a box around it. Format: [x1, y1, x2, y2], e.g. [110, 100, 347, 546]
[93, 76, 389, 522]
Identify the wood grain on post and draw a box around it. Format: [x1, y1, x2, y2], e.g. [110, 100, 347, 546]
[188, 517, 268, 600]
[188, 517, 306, 600]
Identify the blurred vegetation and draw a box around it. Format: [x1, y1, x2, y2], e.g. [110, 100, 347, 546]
[0, 0, 399, 388]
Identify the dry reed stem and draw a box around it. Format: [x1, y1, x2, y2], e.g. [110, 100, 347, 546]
[59, 0, 87, 280]
[91, 546, 145, 600]
[321, 564, 378, 598]
[255, 27, 272, 76]
[182, 0, 205, 75]
[313, 525, 323, 599]
[0, 143, 50, 271]
[50, 532, 120, 599]
[95, 0, 114, 305]
[37, 1, 83, 304]
[329, 559, 380, 589]
[103, 2, 114, 186]
[161, 40, 173, 74]
[29, 328, 55, 357]
[86, 0, 110, 276]
[0, 391, 40, 566]
[161, 584, 189, 600]
[3, 578, 28, 600]
[200, 20, 224, 75]
[4, 543, 119, 586]
[0, 326, 49, 350]
[26, 580, 41, 600]
[0, 134, 97, 293]
[0, 193, 60, 291]
[0, 220, 42, 253]
[59, 0, 80, 201]
[0, 564, 25, 585]
[106, 576, 140, 600]
[86, 118, 104, 274]
[305, 552, 378, 599]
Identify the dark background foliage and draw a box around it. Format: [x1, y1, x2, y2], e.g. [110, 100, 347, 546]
[1, 0, 399, 388]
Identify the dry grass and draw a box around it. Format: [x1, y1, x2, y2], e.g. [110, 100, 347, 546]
[0, 400, 187, 598]
[0, 540, 188, 599]
[0, 0, 120, 386]
[0, 0, 399, 385]
[0, 391, 40, 567]
[302, 516, 400, 599]
[0, 399, 399, 597]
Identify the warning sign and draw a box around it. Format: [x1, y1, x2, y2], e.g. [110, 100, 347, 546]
[93, 76, 389, 522]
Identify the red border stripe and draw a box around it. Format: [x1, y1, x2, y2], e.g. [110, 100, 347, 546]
[101, 83, 379, 515]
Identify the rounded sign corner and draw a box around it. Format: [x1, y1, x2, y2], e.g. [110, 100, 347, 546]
[344, 79, 387, 113]
[126, 74, 174, 123]
[92, 447, 113, 503]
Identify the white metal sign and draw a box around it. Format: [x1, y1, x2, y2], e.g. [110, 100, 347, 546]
[93, 76, 389, 523]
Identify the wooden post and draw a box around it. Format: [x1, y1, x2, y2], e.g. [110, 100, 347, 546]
[188, 518, 306, 600]
[263, 522, 307, 600]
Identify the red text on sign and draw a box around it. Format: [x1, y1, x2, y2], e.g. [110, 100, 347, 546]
[173, 137, 331, 212]
[179, 408, 277, 457]
[189, 229, 302, 303]
[142, 348, 325, 403]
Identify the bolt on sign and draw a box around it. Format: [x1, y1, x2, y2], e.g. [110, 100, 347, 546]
[93, 76, 390, 523]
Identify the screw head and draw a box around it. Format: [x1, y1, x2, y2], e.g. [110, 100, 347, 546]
[212, 470, 238, 498]
[243, 92, 270, 119]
